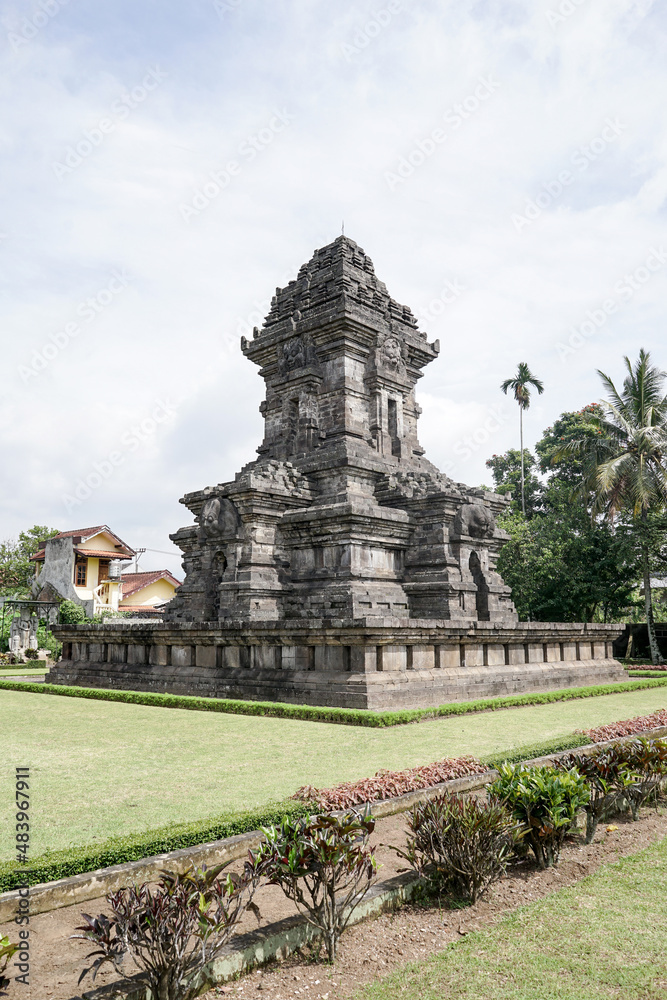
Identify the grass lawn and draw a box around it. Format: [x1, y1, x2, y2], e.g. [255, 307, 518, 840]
[359, 835, 667, 1000]
[2, 685, 667, 859]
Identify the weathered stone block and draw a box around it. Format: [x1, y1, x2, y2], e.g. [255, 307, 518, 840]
[464, 644, 484, 667]
[486, 643, 506, 667]
[172, 645, 193, 668]
[508, 644, 526, 665]
[195, 645, 216, 668]
[409, 645, 435, 670]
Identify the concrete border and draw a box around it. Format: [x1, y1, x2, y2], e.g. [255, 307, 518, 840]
[79, 872, 420, 1000]
[2, 726, 666, 923]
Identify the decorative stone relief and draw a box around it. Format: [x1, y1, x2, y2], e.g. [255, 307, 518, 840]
[235, 459, 311, 497]
[376, 329, 407, 373]
[199, 497, 240, 539]
[453, 503, 496, 539]
[278, 329, 317, 375]
[377, 470, 451, 499]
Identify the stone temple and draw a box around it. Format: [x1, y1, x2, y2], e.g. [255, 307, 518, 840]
[50, 237, 625, 708]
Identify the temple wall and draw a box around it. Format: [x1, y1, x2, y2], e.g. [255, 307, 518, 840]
[49, 619, 626, 711]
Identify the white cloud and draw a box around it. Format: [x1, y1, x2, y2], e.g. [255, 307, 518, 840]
[1, 0, 667, 564]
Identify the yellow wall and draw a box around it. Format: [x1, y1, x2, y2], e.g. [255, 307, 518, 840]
[85, 533, 118, 552]
[120, 578, 178, 607]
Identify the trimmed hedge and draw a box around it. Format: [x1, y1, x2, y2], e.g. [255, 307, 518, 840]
[2, 676, 667, 728]
[480, 732, 592, 770]
[0, 800, 311, 894]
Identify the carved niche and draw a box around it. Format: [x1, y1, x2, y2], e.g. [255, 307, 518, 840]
[453, 503, 495, 539]
[278, 326, 318, 376]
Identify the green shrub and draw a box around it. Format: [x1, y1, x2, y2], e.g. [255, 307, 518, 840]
[0, 800, 311, 893]
[0, 935, 19, 995]
[23, 648, 39, 660]
[397, 792, 522, 904]
[556, 750, 619, 843]
[489, 764, 589, 869]
[58, 600, 88, 624]
[253, 810, 378, 961]
[608, 738, 667, 819]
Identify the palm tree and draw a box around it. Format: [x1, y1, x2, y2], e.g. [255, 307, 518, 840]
[562, 350, 667, 664]
[501, 363, 544, 516]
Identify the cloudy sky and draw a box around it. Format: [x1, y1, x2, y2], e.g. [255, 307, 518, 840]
[1, 0, 666, 577]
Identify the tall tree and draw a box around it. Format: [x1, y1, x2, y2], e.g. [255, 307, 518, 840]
[0, 525, 59, 597]
[500, 363, 544, 516]
[559, 350, 667, 664]
[485, 448, 543, 517]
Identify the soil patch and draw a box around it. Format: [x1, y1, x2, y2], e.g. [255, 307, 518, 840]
[201, 806, 667, 1000]
[3, 807, 667, 999]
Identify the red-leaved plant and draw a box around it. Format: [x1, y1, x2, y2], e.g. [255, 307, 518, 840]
[293, 756, 485, 810]
[73, 860, 265, 1000]
[252, 810, 378, 961]
[580, 710, 667, 743]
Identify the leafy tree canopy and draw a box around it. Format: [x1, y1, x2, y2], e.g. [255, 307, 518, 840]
[490, 410, 640, 623]
[0, 525, 59, 598]
[485, 448, 543, 517]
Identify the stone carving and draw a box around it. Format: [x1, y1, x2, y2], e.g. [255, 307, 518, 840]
[8, 609, 40, 653]
[200, 497, 239, 538]
[235, 459, 310, 497]
[378, 470, 450, 499]
[454, 503, 495, 539]
[278, 331, 317, 375]
[374, 329, 407, 373]
[381, 336, 404, 369]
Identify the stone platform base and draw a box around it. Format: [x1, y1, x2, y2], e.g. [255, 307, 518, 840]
[48, 618, 627, 711]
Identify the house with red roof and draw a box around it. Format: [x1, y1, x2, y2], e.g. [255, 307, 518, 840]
[119, 570, 181, 614]
[31, 526, 135, 616]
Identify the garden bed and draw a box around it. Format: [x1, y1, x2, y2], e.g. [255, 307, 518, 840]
[4, 799, 667, 1000]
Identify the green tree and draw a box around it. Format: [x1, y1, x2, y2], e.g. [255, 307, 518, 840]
[497, 500, 637, 623]
[500, 362, 544, 517]
[557, 350, 667, 663]
[0, 525, 59, 597]
[535, 404, 605, 486]
[486, 448, 543, 517]
[492, 404, 640, 624]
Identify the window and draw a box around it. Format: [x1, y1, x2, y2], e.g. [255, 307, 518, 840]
[75, 561, 87, 587]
